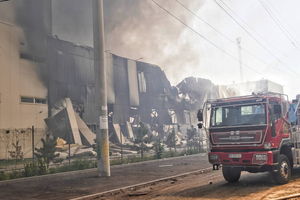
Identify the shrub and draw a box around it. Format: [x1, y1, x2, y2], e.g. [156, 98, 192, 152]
[0, 171, 8, 181]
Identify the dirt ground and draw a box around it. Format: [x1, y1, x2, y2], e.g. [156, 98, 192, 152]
[100, 169, 300, 200]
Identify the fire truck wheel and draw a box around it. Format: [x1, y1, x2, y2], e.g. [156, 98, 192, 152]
[272, 154, 291, 184]
[222, 166, 241, 183]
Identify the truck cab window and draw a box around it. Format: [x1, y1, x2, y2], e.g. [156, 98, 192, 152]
[270, 102, 282, 121]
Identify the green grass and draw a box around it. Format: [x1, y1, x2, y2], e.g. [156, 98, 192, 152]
[0, 158, 32, 167]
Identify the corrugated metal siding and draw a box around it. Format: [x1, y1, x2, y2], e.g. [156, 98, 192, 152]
[106, 53, 115, 104]
[112, 55, 130, 123]
[127, 60, 140, 107]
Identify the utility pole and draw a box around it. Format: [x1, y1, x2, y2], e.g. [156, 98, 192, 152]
[32, 126, 35, 161]
[93, 0, 110, 177]
[236, 37, 243, 83]
[120, 127, 123, 163]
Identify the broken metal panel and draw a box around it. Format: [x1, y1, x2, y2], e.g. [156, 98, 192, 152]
[168, 109, 178, 124]
[65, 98, 82, 145]
[46, 98, 96, 146]
[176, 77, 216, 111]
[112, 55, 130, 124]
[75, 113, 95, 146]
[82, 85, 97, 124]
[45, 98, 82, 145]
[47, 37, 96, 124]
[183, 110, 191, 125]
[127, 59, 140, 107]
[45, 108, 73, 143]
[126, 121, 134, 139]
[137, 62, 173, 125]
[137, 71, 147, 93]
[106, 53, 115, 104]
[113, 123, 127, 144]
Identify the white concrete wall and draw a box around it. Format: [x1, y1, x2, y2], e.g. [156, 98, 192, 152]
[0, 22, 48, 159]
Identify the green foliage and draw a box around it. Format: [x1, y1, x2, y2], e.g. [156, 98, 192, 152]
[23, 160, 47, 177]
[34, 134, 60, 170]
[134, 122, 150, 158]
[186, 148, 200, 155]
[0, 171, 9, 181]
[23, 162, 38, 177]
[8, 140, 24, 160]
[0, 149, 202, 181]
[8, 170, 22, 180]
[154, 139, 164, 159]
[50, 159, 96, 173]
[186, 126, 200, 152]
[166, 129, 177, 152]
[110, 154, 155, 166]
[162, 150, 177, 158]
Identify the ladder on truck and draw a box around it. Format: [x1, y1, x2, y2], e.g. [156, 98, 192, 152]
[291, 98, 300, 166]
[292, 126, 300, 166]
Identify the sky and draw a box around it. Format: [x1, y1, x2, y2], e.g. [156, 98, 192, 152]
[51, 0, 300, 98]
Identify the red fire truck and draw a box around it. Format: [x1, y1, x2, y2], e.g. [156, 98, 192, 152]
[197, 92, 300, 184]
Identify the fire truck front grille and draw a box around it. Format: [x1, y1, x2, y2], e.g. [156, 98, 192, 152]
[211, 130, 263, 145]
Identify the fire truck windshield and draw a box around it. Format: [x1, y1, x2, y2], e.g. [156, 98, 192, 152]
[210, 103, 266, 128]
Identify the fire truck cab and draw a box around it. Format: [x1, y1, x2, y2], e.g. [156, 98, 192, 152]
[198, 92, 300, 184]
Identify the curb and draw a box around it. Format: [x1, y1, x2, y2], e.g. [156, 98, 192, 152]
[70, 167, 212, 200]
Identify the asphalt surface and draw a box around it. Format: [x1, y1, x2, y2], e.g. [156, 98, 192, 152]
[0, 154, 210, 200]
[101, 168, 300, 200]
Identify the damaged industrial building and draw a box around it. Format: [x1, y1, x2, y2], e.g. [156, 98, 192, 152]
[0, 0, 211, 159]
[0, 0, 284, 160]
[42, 36, 213, 153]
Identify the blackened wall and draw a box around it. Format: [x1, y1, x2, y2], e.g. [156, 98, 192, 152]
[47, 37, 97, 125]
[137, 62, 173, 125]
[112, 55, 130, 123]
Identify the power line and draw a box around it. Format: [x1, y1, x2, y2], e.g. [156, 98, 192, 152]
[215, 0, 300, 77]
[258, 0, 298, 49]
[175, 0, 269, 66]
[265, 0, 299, 45]
[151, 0, 263, 76]
[215, 0, 281, 61]
[175, 0, 300, 79]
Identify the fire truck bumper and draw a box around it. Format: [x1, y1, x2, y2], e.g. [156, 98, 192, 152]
[208, 151, 277, 168]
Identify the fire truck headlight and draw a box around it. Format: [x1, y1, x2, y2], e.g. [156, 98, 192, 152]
[254, 154, 267, 161]
[264, 142, 272, 149]
[209, 154, 219, 161]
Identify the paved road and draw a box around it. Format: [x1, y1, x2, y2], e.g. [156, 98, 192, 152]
[102, 168, 300, 200]
[0, 154, 210, 200]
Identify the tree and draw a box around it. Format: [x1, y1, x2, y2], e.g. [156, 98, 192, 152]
[166, 128, 177, 152]
[9, 140, 24, 160]
[134, 122, 149, 158]
[154, 139, 164, 159]
[186, 125, 198, 152]
[34, 134, 59, 170]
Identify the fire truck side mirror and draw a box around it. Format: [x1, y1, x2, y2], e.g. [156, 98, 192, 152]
[197, 109, 203, 122]
[197, 123, 203, 129]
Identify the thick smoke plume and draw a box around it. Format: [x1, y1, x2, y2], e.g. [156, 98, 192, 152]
[52, 0, 206, 85]
[104, 0, 206, 85]
[1, 0, 207, 86]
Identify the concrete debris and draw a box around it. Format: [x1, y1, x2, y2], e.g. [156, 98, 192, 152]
[126, 121, 134, 139]
[56, 145, 96, 158]
[45, 98, 95, 146]
[75, 113, 96, 146]
[113, 124, 128, 144]
[65, 98, 82, 145]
